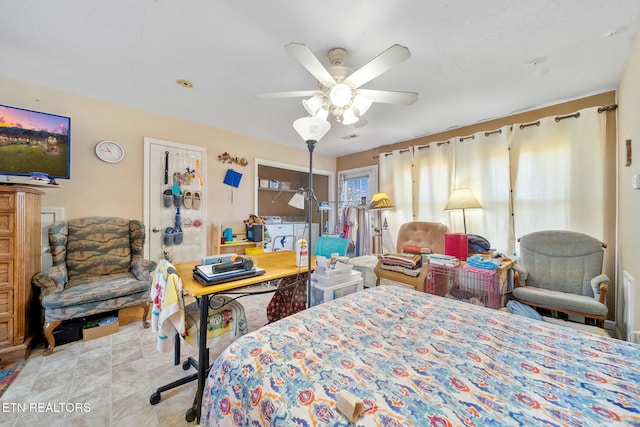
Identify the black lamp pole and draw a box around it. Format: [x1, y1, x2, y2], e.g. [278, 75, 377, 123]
[306, 139, 315, 308]
[292, 117, 330, 309]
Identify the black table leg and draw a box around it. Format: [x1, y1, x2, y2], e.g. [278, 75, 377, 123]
[194, 294, 209, 423]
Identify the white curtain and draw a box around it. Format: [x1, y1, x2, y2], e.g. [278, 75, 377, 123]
[378, 148, 413, 252]
[381, 107, 606, 257]
[414, 140, 454, 224]
[452, 127, 511, 252]
[509, 106, 607, 251]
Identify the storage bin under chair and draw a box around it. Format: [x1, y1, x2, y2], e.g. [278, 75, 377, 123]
[311, 270, 363, 306]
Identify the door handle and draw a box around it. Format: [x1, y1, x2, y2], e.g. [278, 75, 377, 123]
[152, 227, 162, 233]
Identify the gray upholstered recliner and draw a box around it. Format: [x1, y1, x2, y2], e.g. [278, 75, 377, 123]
[512, 230, 609, 327]
[32, 217, 156, 355]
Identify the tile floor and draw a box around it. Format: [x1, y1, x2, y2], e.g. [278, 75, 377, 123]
[0, 284, 274, 427]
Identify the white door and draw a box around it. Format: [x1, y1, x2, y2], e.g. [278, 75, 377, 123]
[144, 137, 207, 264]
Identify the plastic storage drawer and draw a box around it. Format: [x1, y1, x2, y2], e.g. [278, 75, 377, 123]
[311, 271, 363, 306]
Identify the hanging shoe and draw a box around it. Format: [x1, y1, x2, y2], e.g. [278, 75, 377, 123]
[183, 191, 193, 209]
[173, 193, 183, 208]
[173, 227, 183, 245]
[162, 189, 172, 208]
[193, 191, 201, 209]
[163, 227, 174, 246]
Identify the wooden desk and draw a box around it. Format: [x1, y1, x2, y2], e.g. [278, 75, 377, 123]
[177, 250, 309, 297]
[175, 250, 312, 422]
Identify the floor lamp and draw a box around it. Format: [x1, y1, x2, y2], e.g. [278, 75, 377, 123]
[292, 117, 331, 308]
[369, 192, 394, 254]
[444, 188, 482, 233]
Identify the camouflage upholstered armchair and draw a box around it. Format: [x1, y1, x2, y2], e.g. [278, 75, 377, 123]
[32, 217, 157, 355]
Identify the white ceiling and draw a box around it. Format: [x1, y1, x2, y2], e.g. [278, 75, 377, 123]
[2, 1, 640, 157]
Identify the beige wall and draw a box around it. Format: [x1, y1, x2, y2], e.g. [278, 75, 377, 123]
[0, 76, 336, 233]
[617, 30, 640, 341]
[338, 92, 619, 320]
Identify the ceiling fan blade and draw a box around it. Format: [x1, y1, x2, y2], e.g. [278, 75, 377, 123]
[256, 90, 317, 100]
[285, 42, 336, 85]
[345, 44, 411, 88]
[358, 89, 418, 105]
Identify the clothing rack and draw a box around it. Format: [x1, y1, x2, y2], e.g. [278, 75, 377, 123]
[337, 201, 373, 256]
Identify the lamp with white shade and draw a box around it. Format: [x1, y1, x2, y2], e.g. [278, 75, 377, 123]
[444, 188, 482, 233]
[288, 194, 333, 235]
[287, 190, 306, 210]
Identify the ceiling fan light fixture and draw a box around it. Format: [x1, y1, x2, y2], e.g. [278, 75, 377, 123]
[329, 83, 352, 107]
[259, 43, 418, 127]
[302, 95, 323, 116]
[341, 107, 359, 125]
[316, 107, 329, 120]
[352, 94, 372, 116]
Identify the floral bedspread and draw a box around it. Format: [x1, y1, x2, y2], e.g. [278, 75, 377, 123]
[201, 285, 640, 426]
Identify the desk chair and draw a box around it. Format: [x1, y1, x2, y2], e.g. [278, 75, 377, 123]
[149, 259, 248, 420]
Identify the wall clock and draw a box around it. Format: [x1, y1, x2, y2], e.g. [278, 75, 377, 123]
[95, 140, 125, 163]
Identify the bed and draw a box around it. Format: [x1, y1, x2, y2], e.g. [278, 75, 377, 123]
[201, 285, 640, 426]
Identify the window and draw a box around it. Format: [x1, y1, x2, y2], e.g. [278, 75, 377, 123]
[337, 166, 378, 254]
[338, 166, 378, 204]
[344, 175, 369, 204]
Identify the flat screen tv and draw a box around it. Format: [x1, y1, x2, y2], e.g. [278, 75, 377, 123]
[0, 104, 70, 180]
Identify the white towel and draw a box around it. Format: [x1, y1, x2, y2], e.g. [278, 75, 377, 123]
[150, 259, 186, 352]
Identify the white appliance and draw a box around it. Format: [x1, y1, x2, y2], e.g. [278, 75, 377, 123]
[264, 222, 320, 252]
[264, 224, 294, 252]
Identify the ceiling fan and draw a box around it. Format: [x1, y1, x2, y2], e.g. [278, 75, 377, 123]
[257, 43, 419, 126]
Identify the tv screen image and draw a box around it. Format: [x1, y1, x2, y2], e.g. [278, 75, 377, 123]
[0, 104, 70, 179]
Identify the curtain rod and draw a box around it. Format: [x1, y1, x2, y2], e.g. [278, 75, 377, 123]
[519, 120, 540, 130]
[416, 140, 451, 150]
[555, 112, 580, 122]
[519, 104, 617, 129]
[372, 148, 410, 159]
[373, 104, 618, 158]
[598, 104, 617, 113]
